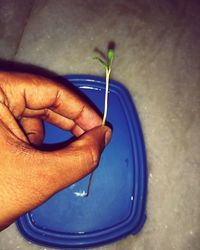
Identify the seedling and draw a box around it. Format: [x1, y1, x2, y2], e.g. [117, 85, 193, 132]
[94, 49, 114, 125]
[83, 48, 114, 197]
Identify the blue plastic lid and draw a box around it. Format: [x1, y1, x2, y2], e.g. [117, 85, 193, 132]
[17, 75, 147, 248]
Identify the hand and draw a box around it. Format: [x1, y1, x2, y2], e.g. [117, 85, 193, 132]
[0, 72, 112, 230]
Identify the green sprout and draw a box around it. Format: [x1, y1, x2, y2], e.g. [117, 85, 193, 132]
[94, 49, 114, 125]
[84, 49, 114, 197]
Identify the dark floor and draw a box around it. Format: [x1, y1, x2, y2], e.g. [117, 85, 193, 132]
[0, 0, 200, 249]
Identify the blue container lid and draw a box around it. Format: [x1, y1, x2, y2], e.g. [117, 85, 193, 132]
[17, 75, 147, 248]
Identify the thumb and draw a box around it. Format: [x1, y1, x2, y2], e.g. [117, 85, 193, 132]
[44, 125, 112, 192]
[26, 125, 112, 196]
[0, 126, 112, 228]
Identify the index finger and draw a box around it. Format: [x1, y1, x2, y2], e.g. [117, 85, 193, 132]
[1, 72, 102, 133]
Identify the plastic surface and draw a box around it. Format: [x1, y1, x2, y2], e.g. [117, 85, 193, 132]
[17, 75, 147, 248]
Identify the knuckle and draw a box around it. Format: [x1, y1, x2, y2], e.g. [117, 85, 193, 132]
[43, 108, 50, 119]
[70, 137, 101, 172]
[86, 145, 100, 169]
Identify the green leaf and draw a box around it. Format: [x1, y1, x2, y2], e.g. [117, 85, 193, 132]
[107, 49, 114, 67]
[93, 56, 107, 68]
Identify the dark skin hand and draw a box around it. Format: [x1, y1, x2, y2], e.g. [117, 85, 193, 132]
[0, 72, 112, 231]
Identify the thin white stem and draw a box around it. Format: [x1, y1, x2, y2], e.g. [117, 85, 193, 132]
[102, 68, 111, 126]
[85, 68, 111, 197]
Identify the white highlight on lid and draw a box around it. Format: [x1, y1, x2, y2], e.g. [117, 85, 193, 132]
[80, 86, 100, 91]
[74, 190, 87, 197]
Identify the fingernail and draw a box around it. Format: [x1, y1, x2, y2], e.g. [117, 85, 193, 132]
[104, 127, 112, 146]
